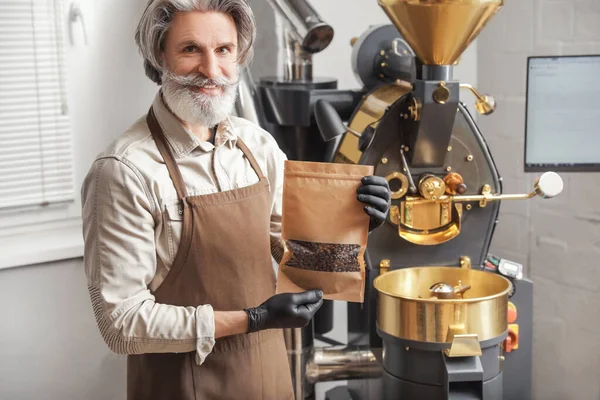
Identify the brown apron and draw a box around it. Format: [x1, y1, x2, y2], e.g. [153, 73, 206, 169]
[127, 108, 294, 400]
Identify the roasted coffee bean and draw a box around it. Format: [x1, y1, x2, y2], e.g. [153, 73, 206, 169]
[285, 240, 361, 272]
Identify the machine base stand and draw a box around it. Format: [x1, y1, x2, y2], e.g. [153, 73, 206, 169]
[325, 386, 355, 400]
[382, 370, 503, 400]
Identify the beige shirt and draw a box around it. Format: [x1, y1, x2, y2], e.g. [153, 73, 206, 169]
[81, 92, 287, 365]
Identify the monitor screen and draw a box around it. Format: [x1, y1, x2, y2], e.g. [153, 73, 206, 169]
[525, 55, 600, 172]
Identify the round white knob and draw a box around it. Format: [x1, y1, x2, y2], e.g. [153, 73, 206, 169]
[535, 172, 564, 199]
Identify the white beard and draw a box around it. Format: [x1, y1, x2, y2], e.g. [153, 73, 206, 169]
[161, 70, 239, 128]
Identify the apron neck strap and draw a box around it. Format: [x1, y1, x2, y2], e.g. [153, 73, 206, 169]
[236, 138, 266, 180]
[146, 107, 189, 200]
[146, 107, 266, 200]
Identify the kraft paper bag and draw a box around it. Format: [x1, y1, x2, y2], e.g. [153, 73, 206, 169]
[275, 160, 374, 303]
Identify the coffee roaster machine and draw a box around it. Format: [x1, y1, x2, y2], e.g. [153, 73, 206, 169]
[236, 1, 565, 399]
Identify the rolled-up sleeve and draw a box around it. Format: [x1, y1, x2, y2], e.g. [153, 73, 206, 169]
[81, 156, 215, 365]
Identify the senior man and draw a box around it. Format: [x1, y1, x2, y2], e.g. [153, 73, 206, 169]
[81, 0, 391, 399]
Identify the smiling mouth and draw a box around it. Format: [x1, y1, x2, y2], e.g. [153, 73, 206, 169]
[190, 85, 223, 95]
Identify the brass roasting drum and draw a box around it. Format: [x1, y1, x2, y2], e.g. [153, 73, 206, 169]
[374, 266, 512, 343]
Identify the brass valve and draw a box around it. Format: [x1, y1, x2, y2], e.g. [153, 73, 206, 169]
[444, 173, 467, 195]
[419, 175, 446, 200]
[459, 83, 496, 115]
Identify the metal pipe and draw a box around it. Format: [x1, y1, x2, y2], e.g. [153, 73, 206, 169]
[305, 346, 382, 384]
[283, 26, 313, 81]
[422, 65, 454, 81]
[284, 326, 315, 400]
[452, 192, 536, 203]
[266, 0, 333, 54]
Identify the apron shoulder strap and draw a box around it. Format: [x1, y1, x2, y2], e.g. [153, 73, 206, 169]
[236, 138, 266, 181]
[146, 107, 189, 200]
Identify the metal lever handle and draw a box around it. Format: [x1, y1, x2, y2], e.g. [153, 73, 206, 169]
[399, 148, 417, 194]
[451, 172, 563, 206]
[453, 281, 471, 298]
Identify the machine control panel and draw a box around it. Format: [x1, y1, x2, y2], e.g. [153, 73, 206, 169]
[505, 301, 520, 352]
[485, 255, 523, 281]
[499, 259, 524, 280]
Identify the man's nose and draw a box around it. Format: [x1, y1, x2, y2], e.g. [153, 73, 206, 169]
[198, 53, 220, 79]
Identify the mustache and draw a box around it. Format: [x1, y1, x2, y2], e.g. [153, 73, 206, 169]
[162, 71, 239, 90]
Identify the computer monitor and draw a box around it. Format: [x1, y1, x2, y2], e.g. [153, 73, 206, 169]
[525, 55, 600, 172]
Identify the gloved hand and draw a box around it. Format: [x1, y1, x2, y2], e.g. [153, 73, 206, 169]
[245, 290, 324, 333]
[357, 175, 391, 231]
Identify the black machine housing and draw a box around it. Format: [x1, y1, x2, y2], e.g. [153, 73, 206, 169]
[254, 22, 533, 400]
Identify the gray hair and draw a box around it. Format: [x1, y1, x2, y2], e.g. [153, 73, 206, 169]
[135, 0, 256, 85]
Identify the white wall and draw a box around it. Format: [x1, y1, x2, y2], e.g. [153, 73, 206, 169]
[0, 1, 157, 399]
[477, 1, 600, 399]
[68, 0, 158, 191]
[0, 259, 126, 400]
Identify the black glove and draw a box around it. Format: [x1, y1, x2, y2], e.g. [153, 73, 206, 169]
[245, 290, 324, 333]
[357, 175, 391, 231]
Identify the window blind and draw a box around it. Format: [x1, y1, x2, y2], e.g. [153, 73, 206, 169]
[0, 0, 74, 210]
